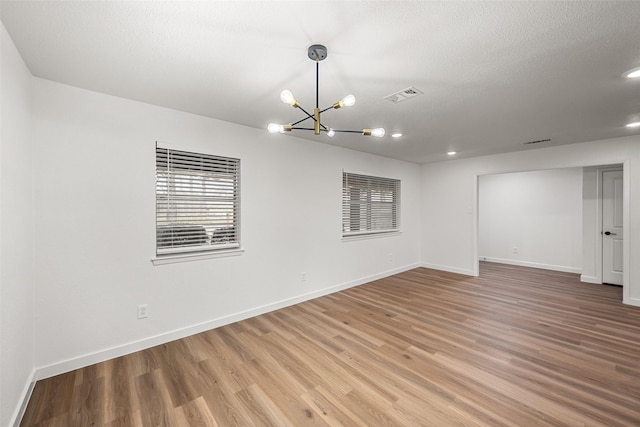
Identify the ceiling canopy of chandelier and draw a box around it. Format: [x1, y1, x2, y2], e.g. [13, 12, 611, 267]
[268, 44, 385, 138]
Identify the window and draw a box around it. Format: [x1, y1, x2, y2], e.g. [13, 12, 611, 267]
[342, 172, 400, 236]
[156, 144, 240, 255]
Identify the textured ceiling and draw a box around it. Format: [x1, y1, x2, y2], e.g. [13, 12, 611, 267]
[2, 1, 640, 163]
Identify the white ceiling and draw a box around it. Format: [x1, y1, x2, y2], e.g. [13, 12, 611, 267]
[2, 1, 640, 164]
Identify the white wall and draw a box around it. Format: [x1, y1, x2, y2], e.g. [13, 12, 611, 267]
[421, 138, 640, 305]
[478, 168, 583, 273]
[31, 78, 423, 377]
[0, 24, 35, 427]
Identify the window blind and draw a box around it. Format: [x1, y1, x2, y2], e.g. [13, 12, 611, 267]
[342, 172, 400, 236]
[156, 146, 240, 254]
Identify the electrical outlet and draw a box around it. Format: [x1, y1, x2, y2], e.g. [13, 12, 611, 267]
[513, 246, 519, 254]
[301, 272, 307, 282]
[388, 253, 393, 262]
[137, 304, 148, 319]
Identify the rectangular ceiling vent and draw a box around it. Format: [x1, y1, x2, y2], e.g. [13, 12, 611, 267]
[523, 138, 551, 145]
[384, 86, 423, 104]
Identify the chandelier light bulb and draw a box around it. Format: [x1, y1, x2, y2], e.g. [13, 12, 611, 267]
[334, 94, 356, 109]
[280, 90, 296, 106]
[371, 128, 385, 137]
[623, 67, 640, 78]
[341, 94, 356, 107]
[363, 128, 386, 137]
[327, 128, 336, 137]
[267, 123, 283, 133]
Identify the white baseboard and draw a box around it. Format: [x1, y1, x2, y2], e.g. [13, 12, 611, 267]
[480, 257, 581, 274]
[10, 369, 36, 427]
[627, 297, 640, 308]
[34, 263, 422, 381]
[580, 275, 601, 284]
[420, 262, 475, 277]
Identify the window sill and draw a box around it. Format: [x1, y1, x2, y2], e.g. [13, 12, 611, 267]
[342, 231, 402, 242]
[151, 248, 245, 265]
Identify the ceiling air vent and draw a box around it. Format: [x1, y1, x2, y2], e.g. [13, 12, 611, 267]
[523, 138, 551, 145]
[384, 86, 423, 104]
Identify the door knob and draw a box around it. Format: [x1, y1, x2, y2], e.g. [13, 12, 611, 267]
[604, 231, 617, 236]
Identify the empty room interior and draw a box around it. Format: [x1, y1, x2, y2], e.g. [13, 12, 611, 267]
[2, 2, 640, 426]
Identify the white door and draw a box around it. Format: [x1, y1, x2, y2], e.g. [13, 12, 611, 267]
[602, 170, 623, 285]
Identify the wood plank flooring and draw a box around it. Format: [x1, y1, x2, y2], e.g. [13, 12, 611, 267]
[20, 263, 640, 426]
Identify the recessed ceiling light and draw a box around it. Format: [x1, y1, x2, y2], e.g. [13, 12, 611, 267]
[447, 151, 457, 156]
[626, 121, 640, 128]
[623, 67, 640, 78]
[391, 133, 402, 138]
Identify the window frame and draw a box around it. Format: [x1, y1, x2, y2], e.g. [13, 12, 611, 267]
[342, 171, 401, 238]
[155, 143, 241, 257]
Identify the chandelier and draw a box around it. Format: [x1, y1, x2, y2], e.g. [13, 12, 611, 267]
[267, 44, 385, 138]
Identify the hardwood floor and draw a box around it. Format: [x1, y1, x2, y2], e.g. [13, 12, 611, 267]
[20, 263, 640, 426]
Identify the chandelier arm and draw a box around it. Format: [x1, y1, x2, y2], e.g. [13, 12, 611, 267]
[331, 129, 365, 134]
[291, 116, 313, 126]
[291, 124, 331, 132]
[291, 118, 328, 131]
[290, 105, 330, 128]
[319, 105, 335, 114]
[296, 105, 316, 122]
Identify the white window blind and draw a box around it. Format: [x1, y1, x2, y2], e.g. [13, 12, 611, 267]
[342, 172, 400, 236]
[156, 145, 240, 255]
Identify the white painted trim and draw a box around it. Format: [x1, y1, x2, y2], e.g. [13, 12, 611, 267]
[151, 248, 244, 265]
[597, 166, 623, 286]
[628, 297, 640, 308]
[342, 168, 402, 182]
[9, 369, 36, 427]
[156, 140, 242, 161]
[594, 167, 605, 283]
[580, 275, 601, 284]
[33, 263, 421, 381]
[480, 257, 581, 274]
[341, 231, 402, 242]
[471, 175, 480, 276]
[622, 160, 631, 304]
[421, 262, 476, 277]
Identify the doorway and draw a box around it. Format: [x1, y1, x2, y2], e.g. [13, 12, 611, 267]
[602, 169, 623, 285]
[475, 163, 629, 303]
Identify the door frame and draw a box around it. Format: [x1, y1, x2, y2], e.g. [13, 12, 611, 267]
[599, 167, 624, 285]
